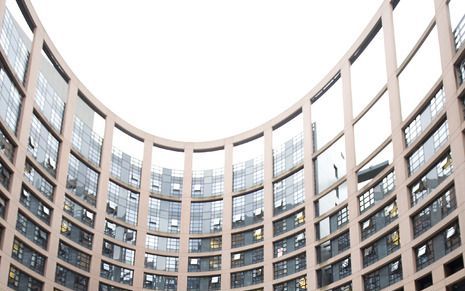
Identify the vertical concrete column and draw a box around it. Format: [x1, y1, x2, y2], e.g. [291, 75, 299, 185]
[88, 115, 115, 290]
[302, 98, 316, 289]
[262, 128, 273, 291]
[0, 25, 45, 287]
[341, 60, 364, 291]
[382, 1, 415, 289]
[44, 79, 78, 288]
[178, 146, 193, 291]
[132, 138, 153, 289]
[221, 141, 233, 290]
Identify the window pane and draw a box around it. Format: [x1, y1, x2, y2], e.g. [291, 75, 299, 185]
[399, 27, 441, 120]
[314, 137, 346, 194]
[354, 92, 391, 165]
[393, 0, 435, 64]
[351, 24, 386, 117]
[311, 75, 343, 150]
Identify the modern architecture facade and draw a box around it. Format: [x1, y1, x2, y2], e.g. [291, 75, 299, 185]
[0, 0, 464, 290]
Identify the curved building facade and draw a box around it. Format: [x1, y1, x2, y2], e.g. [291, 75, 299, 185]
[0, 0, 464, 290]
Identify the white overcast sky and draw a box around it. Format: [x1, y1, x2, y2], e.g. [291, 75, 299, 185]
[31, 1, 383, 142]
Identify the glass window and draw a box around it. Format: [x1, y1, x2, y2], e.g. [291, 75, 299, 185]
[189, 236, 222, 253]
[8, 265, 43, 291]
[145, 234, 179, 253]
[16, 212, 48, 249]
[0, 127, 14, 160]
[316, 231, 350, 264]
[314, 136, 346, 194]
[413, 187, 456, 238]
[0, 65, 21, 132]
[231, 247, 264, 268]
[354, 92, 391, 164]
[393, 0, 435, 64]
[104, 219, 137, 245]
[143, 273, 177, 290]
[144, 253, 179, 272]
[67, 154, 99, 206]
[357, 142, 393, 189]
[147, 197, 181, 233]
[23, 162, 54, 200]
[232, 226, 264, 248]
[358, 171, 395, 213]
[404, 88, 445, 147]
[187, 275, 221, 291]
[274, 232, 306, 258]
[100, 261, 133, 286]
[273, 210, 305, 236]
[410, 153, 453, 206]
[35, 57, 67, 132]
[58, 240, 92, 271]
[398, 27, 441, 120]
[192, 148, 224, 198]
[273, 253, 307, 279]
[0, 159, 11, 189]
[407, 120, 448, 175]
[102, 240, 136, 265]
[311, 74, 344, 150]
[316, 206, 349, 240]
[233, 136, 264, 192]
[72, 95, 105, 166]
[273, 169, 304, 215]
[192, 168, 224, 198]
[55, 264, 89, 290]
[315, 182, 347, 217]
[152, 144, 184, 169]
[351, 23, 387, 117]
[60, 217, 93, 249]
[106, 181, 139, 225]
[111, 128, 143, 188]
[151, 145, 184, 197]
[273, 113, 304, 177]
[232, 188, 264, 228]
[28, 115, 60, 177]
[12, 238, 46, 274]
[0, 2, 32, 82]
[273, 275, 307, 291]
[188, 255, 221, 272]
[361, 200, 398, 240]
[450, 0, 465, 49]
[231, 267, 263, 288]
[20, 187, 52, 224]
[190, 200, 223, 234]
[317, 256, 351, 287]
[362, 228, 400, 267]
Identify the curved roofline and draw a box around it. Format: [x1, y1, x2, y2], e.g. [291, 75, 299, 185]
[23, 0, 386, 151]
